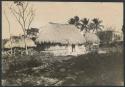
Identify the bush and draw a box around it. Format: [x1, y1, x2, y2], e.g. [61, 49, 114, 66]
[2, 52, 55, 75]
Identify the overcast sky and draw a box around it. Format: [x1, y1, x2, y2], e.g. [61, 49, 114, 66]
[2, 1, 123, 39]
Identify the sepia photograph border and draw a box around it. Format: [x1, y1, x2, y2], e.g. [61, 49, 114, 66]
[0, 0, 124, 87]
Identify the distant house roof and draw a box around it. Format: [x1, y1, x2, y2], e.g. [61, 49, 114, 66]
[36, 22, 86, 44]
[4, 37, 36, 49]
[85, 33, 100, 44]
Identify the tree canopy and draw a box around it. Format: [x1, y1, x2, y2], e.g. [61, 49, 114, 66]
[68, 16, 104, 33]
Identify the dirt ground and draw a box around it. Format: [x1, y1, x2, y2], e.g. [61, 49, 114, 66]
[2, 45, 124, 86]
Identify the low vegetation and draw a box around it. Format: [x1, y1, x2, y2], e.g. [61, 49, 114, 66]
[2, 44, 123, 86]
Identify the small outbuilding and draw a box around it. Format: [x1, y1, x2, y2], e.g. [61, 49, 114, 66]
[84, 32, 100, 52]
[4, 36, 36, 49]
[97, 30, 123, 44]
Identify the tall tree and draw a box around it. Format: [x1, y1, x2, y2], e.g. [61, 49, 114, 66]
[80, 18, 89, 32]
[91, 18, 104, 32]
[10, 1, 35, 54]
[74, 16, 80, 26]
[68, 16, 81, 29]
[68, 18, 75, 25]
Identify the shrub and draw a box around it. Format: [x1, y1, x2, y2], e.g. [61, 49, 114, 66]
[2, 52, 54, 75]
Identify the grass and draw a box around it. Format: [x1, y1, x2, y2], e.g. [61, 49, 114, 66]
[2, 45, 124, 86]
[56, 52, 123, 85]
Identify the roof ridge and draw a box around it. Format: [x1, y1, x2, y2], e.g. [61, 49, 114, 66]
[49, 22, 70, 25]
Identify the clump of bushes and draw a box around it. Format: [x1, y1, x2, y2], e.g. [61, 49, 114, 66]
[2, 52, 55, 75]
[2, 51, 63, 86]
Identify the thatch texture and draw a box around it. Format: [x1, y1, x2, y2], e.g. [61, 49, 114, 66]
[36, 23, 86, 44]
[84, 33, 100, 44]
[4, 37, 36, 49]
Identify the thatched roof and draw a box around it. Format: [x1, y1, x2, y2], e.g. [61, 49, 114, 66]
[84, 33, 100, 44]
[4, 37, 36, 49]
[36, 23, 86, 44]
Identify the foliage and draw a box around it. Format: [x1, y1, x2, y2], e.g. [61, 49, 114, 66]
[68, 18, 75, 25]
[26, 28, 39, 41]
[2, 44, 123, 86]
[80, 18, 89, 32]
[10, 1, 35, 54]
[68, 16, 104, 33]
[68, 16, 81, 29]
[91, 18, 104, 32]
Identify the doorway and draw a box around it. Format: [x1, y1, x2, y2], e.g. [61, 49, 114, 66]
[72, 44, 75, 52]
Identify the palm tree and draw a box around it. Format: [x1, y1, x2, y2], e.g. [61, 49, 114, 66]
[80, 18, 89, 32]
[68, 18, 75, 25]
[91, 18, 104, 32]
[74, 16, 79, 25]
[88, 22, 95, 32]
[68, 16, 81, 29]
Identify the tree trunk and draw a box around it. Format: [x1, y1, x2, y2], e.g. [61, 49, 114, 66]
[24, 38, 28, 55]
[24, 31, 28, 55]
[9, 36, 13, 55]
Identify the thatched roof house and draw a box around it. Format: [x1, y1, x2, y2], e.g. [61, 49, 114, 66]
[36, 23, 86, 56]
[4, 36, 36, 49]
[36, 22, 86, 45]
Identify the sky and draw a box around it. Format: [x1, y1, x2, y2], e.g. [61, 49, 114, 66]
[2, 1, 123, 39]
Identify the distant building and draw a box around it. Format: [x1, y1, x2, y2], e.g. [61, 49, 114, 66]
[4, 36, 36, 49]
[97, 30, 123, 44]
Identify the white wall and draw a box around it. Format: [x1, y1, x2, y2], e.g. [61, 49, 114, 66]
[42, 44, 87, 56]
